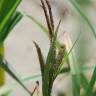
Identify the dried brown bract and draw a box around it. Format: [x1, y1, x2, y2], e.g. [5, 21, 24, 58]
[40, 0, 54, 42]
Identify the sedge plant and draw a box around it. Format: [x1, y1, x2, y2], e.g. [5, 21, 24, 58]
[29, 0, 81, 96]
[0, 0, 96, 96]
[27, 0, 96, 96]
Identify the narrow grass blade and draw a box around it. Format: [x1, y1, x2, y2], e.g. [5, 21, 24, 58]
[80, 73, 88, 92]
[86, 66, 96, 96]
[59, 32, 81, 96]
[60, 65, 96, 74]
[0, 57, 31, 95]
[0, 72, 41, 96]
[0, 0, 21, 33]
[69, 0, 96, 39]
[2, 11, 23, 42]
[72, 75, 80, 96]
[33, 41, 45, 75]
[76, 0, 91, 5]
[7, 11, 23, 32]
[26, 14, 48, 35]
[60, 67, 70, 73]
[56, 32, 81, 75]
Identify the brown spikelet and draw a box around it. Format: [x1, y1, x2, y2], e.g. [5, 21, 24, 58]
[40, 0, 54, 42]
[45, 0, 54, 31]
[52, 45, 66, 79]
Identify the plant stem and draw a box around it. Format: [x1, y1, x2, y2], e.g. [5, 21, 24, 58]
[42, 76, 52, 96]
[0, 43, 5, 86]
[72, 74, 80, 96]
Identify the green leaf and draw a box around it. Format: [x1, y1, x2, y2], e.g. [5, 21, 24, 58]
[33, 41, 45, 75]
[26, 14, 48, 35]
[80, 73, 88, 92]
[0, 0, 22, 42]
[56, 32, 81, 75]
[2, 11, 23, 41]
[69, 0, 96, 39]
[7, 11, 23, 32]
[76, 0, 91, 6]
[0, 73, 41, 96]
[60, 65, 96, 74]
[0, 56, 31, 95]
[60, 67, 70, 73]
[60, 32, 81, 96]
[72, 75, 80, 96]
[69, 1, 96, 95]
[86, 66, 96, 96]
[0, 0, 21, 31]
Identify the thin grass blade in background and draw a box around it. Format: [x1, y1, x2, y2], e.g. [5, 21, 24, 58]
[86, 66, 96, 96]
[26, 14, 48, 35]
[0, 56, 31, 95]
[0, 72, 41, 96]
[69, 0, 96, 39]
[62, 33, 81, 96]
[80, 73, 88, 92]
[69, 1, 96, 96]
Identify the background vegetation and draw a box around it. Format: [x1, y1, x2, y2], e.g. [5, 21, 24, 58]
[0, 0, 96, 96]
